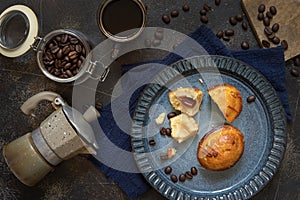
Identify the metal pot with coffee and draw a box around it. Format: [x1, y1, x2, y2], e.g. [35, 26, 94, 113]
[3, 91, 99, 186]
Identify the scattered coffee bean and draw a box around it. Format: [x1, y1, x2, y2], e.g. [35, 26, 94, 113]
[167, 112, 177, 119]
[182, 4, 190, 12]
[271, 23, 279, 32]
[179, 174, 186, 182]
[200, 9, 207, 16]
[263, 17, 270, 26]
[264, 26, 273, 35]
[171, 10, 179, 18]
[225, 29, 234, 36]
[152, 39, 161, 47]
[258, 4, 266, 13]
[222, 35, 230, 41]
[236, 14, 243, 22]
[215, 0, 221, 6]
[171, 174, 178, 183]
[267, 33, 275, 40]
[160, 127, 167, 135]
[200, 15, 208, 24]
[203, 4, 212, 12]
[242, 22, 248, 30]
[247, 95, 256, 103]
[144, 39, 151, 47]
[185, 171, 193, 179]
[229, 17, 237, 25]
[266, 11, 273, 19]
[164, 166, 172, 174]
[95, 102, 103, 110]
[269, 6, 277, 15]
[149, 139, 156, 146]
[272, 36, 280, 44]
[281, 40, 288, 50]
[166, 128, 172, 137]
[262, 40, 270, 48]
[191, 167, 198, 175]
[257, 13, 264, 21]
[154, 31, 164, 40]
[43, 33, 87, 79]
[293, 57, 300, 66]
[241, 41, 249, 50]
[216, 30, 224, 38]
[291, 68, 300, 77]
[162, 15, 170, 24]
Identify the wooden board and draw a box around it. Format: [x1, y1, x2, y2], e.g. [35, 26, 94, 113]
[242, 0, 300, 61]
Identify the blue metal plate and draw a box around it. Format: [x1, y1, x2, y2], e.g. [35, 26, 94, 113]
[131, 56, 286, 200]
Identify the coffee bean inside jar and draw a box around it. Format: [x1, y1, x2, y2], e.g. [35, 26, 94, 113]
[42, 33, 87, 80]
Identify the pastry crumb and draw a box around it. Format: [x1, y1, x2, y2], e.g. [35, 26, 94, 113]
[155, 112, 166, 125]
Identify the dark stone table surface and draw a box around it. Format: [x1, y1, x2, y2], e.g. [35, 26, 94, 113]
[0, 0, 299, 199]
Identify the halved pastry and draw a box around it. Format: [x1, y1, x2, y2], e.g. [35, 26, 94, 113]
[197, 125, 244, 171]
[208, 84, 242, 123]
[168, 88, 204, 116]
[170, 113, 199, 143]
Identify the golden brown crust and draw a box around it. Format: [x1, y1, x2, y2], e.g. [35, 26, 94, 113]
[168, 88, 204, 117]
[208, 84, 242, 123]
[197, 125, 244, 171]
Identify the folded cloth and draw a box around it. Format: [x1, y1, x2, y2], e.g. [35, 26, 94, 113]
[92, 25, 291, 200]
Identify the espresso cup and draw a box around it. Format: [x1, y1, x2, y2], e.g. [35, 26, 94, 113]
[97, 0, 146, 42]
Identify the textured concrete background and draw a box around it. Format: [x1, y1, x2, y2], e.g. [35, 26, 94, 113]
[0, 0, 299, 199]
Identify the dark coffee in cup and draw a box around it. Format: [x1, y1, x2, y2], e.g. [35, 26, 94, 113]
[98, 0, 146, 42]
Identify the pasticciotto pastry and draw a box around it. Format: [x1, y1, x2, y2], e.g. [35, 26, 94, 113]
[208, 84, 242, 123]
[168, 88, 204, 116]
[197, 125, 244, 171]
[170, 113, 199, 143]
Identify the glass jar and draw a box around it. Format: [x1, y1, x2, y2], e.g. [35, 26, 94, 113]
[34, 29, 91, 83]
[0, 5, 107, 83]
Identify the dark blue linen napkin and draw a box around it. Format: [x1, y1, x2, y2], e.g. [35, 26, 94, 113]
[92, 25, 291, 200]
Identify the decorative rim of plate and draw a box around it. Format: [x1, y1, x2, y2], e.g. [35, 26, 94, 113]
[131, 55, 286, 200]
